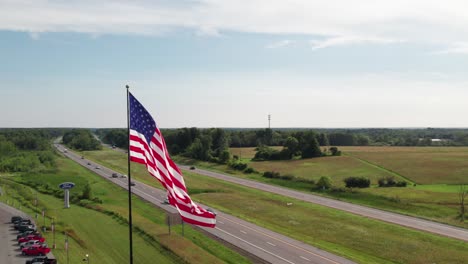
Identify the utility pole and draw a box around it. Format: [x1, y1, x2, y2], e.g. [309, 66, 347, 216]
[268, 114, 271, 129]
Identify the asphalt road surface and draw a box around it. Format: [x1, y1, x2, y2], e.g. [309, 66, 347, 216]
[177, 165, 468, 242]
[55, 144, 355, 264]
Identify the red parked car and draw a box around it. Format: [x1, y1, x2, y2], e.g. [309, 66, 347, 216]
[18, 235, 45, 244]
[21, 245, 51, 256]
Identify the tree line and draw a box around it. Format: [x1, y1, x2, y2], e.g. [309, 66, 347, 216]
[0, 129, 63, 172]
[97, 127, 468, 162]
[62, 129, 101, 151]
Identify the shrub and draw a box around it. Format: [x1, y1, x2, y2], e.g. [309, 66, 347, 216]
[229, 161, 248, 171]
[344, 177, 370, 188]
[396, 181, 407, 187]
[280, 174, 295, 181]
[244, 167, 255, 174]
[317, 176, 332, 190]
[329, 147, 341, 156]
[263, 171, 280, 178]
[378, 177, 407, 187]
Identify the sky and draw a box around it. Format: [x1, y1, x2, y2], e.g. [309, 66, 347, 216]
[1, 0, 468, 128]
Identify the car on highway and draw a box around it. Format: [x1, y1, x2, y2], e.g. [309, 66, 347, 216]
[111, 173, 118, 178]
[87, 162, 91, 165]
[95, 166, 100, 169]
[206, 208, 217, 216]
[21, 245, 50, 256]
[130, 182, 136, 186]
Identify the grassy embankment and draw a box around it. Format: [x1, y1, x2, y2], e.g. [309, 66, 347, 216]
[0, 155, 250, 264]
[83, 148, 468, 264]
[183, 146, 468, 228]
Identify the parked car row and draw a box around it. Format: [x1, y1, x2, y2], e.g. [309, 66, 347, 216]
[10, 216, 56, 263]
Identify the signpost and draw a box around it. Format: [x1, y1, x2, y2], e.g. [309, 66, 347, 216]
[59, 182, 75, 208]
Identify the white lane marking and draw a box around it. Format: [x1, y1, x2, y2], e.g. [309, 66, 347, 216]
[215, 227, 295, 264]
[240, 230, 247, 234]
[300, 256, 310, 261]
[219, 216, 341, 264]
[267, 242, 276, 247]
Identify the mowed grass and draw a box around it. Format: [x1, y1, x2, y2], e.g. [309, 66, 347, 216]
[177, 172, 468, 264]
[231, 147, 405, 186]
[341, 146, 468, 184]
[228, 146, 468, 227]
[82, 148, 468, 263]
[1, 155, 250, 264]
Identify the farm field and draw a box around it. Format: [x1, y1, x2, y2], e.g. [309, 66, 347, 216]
[231, 146, 468, 185]
[341, 146, 468, 184]
[70, 148, 468, 263]
[0, 156, 250, 264]
[208, 147, 468, 228]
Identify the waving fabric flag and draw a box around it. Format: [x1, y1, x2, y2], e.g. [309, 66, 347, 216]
[128, 92, 216, 227]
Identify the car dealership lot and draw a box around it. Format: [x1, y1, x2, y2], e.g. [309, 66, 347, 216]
[0, 203, 55, 264]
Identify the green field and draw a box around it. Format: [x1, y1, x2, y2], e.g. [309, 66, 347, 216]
[231, 146, 468, 185]
[341, 146, 468, 184]
[180, 147, 468, 228]
[81, 148, 468, 263]
[0, 156, 250, 264]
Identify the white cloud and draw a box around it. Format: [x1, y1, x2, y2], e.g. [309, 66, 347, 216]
[309, 36, 403, 50]
[433, 42, 468, 55]
[1, 0, 468, 48]
[266, 40, 294, 49]
[29, 32, 40, 40]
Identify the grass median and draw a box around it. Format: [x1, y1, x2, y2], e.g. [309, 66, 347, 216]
[83, 148, 468, 263]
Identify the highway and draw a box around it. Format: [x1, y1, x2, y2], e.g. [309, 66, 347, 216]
[177, 166, 468, 242]
[55, 144, 355, 264]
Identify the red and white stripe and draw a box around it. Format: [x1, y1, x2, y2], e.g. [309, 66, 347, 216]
[129, 128, 216, 227]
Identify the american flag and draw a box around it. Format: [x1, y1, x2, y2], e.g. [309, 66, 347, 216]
[128, 92, 216, 227]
